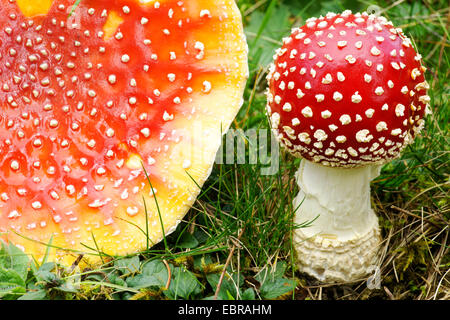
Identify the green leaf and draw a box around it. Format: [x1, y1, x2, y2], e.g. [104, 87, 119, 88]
[107, 272, 127, 288]
[36, 271, 59, 284]
[206, 273, 243, 300]
[34, 262, 57, 283]
[18, 289, 47, 300]
[259, 277, 295, 299]
[255, 262, 296, 299]
[0, 267, 26, 298]
[241, 288, 256, 300]
[38, 262, 56, 273]
[126, 259, 168, 289]
[165, 266, 202, 300]
[249, 0, 278, 48]
[245, 4, 291, 68]
[59, 273, 81, 293]
[272, 261, 288, 278]
[193, 228, 209, 245]
[176, 232, 199, 249]
[0, 242, 29, 299]
[255, 261, 287, 283]
[0, 241, 30, 281]
[115, 256, 140, 275]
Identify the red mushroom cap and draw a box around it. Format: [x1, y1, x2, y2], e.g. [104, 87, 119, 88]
[0, 0, 248, 265]
[266, 10, 430, 168]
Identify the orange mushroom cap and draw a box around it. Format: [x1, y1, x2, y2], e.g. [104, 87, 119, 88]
[0, 0, 248, 265]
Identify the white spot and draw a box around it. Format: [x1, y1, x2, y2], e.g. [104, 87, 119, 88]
[106, 128, 115, 137]
[321, 110, 332, 119]
[391, 62, 400, 70]
[328, 124, 338, 132]
[167, 73, 176, 82]
[288, 81, 295, 90]
[356, 129, 374, 143]
[345, 55, 356, 64]
[333, 92, 343, 101]
[182, 159, 192, 169]
[140, 128, 150, 138]
[365, 109, 375, 118]
[314, 129, 328, 141]
[376, 121, 388, 132]
[351, 92, 362, 103]
[271, 112, 280, 128]
[32, 201, 42, 209]
[282, 103, 292, 112]
[291, 118, 300, 126]
[315, 94, 325, 102]
[375, 87, 384, 95]
[347, 147, 358, 157]
[121, 54, 130, 63]
[298, 132, 311, 144]
[127, 207, 139, 216]
[395, 104, 406, 117]
[129, 97, 137, 105]
[322, 74, 332, 84]
[8, 210, 20, 219]
[202, 81, 212, 93]
[274, 95, 282, 104]
[388, 80, 394, 88]
[163, 111, 174, 121]
[339, 114, 351, 125]
[301, 107, 313, 118]
[10, 160, 19, 171]
[200, 9, 211, 18]
[370, 46, 381, 56]
[401, 86, 409, 94]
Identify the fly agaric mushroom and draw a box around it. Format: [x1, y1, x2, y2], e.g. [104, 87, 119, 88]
[0, 0, 248, 265]
[266, 10, 430, 282]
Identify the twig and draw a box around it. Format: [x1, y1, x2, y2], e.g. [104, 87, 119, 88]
[384, 286, 395, 300]
[162, 259, 171, 290]
[68, 254, 84, 274]
[213, 226, 246, 300]
[433, 268, 450, 300]
[390, 205, 441, 228]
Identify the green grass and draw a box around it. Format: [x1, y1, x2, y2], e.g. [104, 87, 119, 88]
[1, 0, 448, 300]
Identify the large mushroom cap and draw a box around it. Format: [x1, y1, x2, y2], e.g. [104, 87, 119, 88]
[267, 11, 430, 168]
[0, 0, 248, 265]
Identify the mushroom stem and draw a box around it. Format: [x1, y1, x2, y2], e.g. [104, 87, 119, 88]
[293, 160, 381, 282]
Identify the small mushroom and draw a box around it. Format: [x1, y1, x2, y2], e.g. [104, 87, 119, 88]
[266, 11, 430, 282]
[0, 0, 248, 265]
